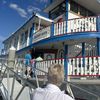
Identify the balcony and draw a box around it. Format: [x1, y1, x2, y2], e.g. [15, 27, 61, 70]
[32, 16, 98, 43]
[67, 16, 96, 33]
[19, 42, 27, 50]
[35, 56, 100, 79]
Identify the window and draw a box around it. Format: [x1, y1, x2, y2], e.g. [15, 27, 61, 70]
[70, 0, 78, 14]
[70, 0, 94, 17]
[49, 1, 66, 19]
[14, 36, 18, 48]
[80, 6, 87, 16]
[88, 11, 94, 16]
[25, 30, 28, 42]
[20, 33, 24, 44]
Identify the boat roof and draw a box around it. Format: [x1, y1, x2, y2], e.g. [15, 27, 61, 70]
[44, 0, 64, 13]
[44, 0, 100, 14]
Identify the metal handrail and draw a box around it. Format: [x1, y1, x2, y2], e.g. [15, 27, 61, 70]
[64, 79, 99, 99]
[4, 64, 36, 89]
[0, 60, 37, 100]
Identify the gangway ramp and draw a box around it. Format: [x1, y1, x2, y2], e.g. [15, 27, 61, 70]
[0, 58, 100, 100]
[0, 60, 37, 100]
[1, 78, 31, 100]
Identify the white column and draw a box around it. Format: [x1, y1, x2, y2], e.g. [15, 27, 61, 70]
[17, 35, 21, 50]
[38, 18, 41, 30]
[27, 27, 30, 46]
[34, 23, 36, 33]
[8, 46, 16, 68]
[11, 39, 14, 48]
[7, 46, 16, 100]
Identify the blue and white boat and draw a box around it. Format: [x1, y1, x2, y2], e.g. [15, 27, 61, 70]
[1, 0, 100, 99]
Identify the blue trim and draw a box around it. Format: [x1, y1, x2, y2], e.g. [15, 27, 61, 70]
[33, 32, 100, 44]
[51, 22, 54, 37]
[97, 38, 100, 56]
[17, 32, 100, 54]
[64, 45, 68, 78]
[66, 0, 68, 32]
[29, 28, 32, 45]
[97, 16, 100, 32]
[82, 42, 85, 67]
[96, 16, 98, 31]
[50, 0, 53, 3]
[29, 23, 34, 45]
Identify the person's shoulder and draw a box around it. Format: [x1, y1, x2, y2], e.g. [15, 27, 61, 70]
[34, 87, 45, 93]
[62, 93, 74, 100]
[54, 92, 74, 100]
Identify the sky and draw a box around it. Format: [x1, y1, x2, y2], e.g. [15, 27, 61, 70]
[0, 0, 50, 52]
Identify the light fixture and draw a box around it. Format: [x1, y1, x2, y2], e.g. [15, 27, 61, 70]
[51, 45, 54, 49]
[62, 42, 65, 46]
[97, 0, 100, 3]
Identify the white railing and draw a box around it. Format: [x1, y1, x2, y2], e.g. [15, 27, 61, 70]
[54, 17, 97, 36]
[2, 56, 100, 78]
[35, 59, 64, 75]
[33, 26, 51, 43]
[2, 56, 100, 77]
[35, 56, 100, 77]
[54, 21, 66, 36]
[67, 17, 97, 33]
[68, 56, 100, 76]
[19, 42, 27, 49]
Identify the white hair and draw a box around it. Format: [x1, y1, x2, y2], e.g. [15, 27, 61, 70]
[48, 64, 64, 86]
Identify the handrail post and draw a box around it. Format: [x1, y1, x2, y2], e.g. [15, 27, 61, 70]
[97, 38, 100, 56]
[82, 42, 85, 68]
[7, 69, 10, 100]
[51, 22, 54, 37]
[66, 0, 69, 33]
[64, 45, 68, 79]
[30, 23, 34, 45]
[7, 46, 16, 100]
[11, 77, 15, 99]
[97, 97, 100, 100]
[8, 46, 16, 68]
[96, 16, 100, 32]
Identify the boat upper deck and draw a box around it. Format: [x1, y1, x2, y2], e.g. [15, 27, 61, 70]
[1, 15, 96, 56]
[30, 16, 98, 48]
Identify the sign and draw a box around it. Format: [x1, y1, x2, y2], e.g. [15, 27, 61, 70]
[33, 27, 50, 43]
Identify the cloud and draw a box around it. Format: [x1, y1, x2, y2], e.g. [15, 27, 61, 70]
[1, 0, 7, 5]
[36, 0, 48, 3]
[41, 0, 48, 2]
[2, 0, 7, 4]
[27, 6, 41, 14]
[9, 3, 28, 18]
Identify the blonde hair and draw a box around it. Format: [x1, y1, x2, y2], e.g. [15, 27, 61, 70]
[48, 64, 64, 86]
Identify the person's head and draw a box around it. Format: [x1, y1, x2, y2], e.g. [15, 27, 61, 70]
[27, 50, 31, 54]
[48, 64, 64, 87]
